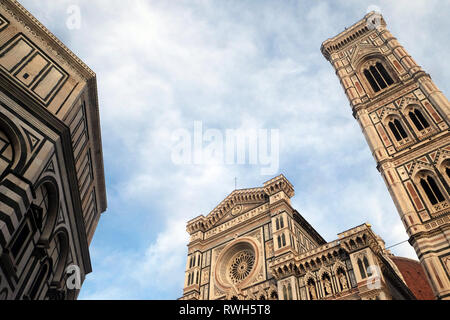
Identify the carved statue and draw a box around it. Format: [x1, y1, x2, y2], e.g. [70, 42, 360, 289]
[339, 273, 348, 290]
[323, 278, 332, 296]
[308, 283, 317, 300]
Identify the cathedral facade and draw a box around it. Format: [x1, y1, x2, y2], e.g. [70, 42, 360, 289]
[0, 0, 106, 299]
[180, 175, 433, 300]
[180, 12, 447, 300]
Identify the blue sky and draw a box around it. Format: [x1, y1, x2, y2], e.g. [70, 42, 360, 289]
[18, 0, 450, 299]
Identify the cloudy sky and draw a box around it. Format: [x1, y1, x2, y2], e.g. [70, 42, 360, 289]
[18, 0, 450, 299]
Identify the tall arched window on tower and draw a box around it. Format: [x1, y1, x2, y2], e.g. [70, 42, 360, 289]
[281, 234, 286, 247]
[441, 160, 450, 181]
[419, 174, 446, 205]
[283, 285, 287, 300]
[363, 256, 371, 276]
[358, 258, 367, 279]
[287, 283, 293, 300]
[363, 61, 394, 93]
[409, 108, 430, 132]
[440, 160, 450, 190]
[388, 119, 408, 142]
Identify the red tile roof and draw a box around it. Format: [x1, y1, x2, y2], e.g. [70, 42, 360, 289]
[391, 256, 435, 300]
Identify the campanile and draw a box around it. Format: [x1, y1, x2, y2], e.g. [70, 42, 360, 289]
[321, 12, 450, 299]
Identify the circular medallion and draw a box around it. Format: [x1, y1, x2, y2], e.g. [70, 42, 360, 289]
[231, 205, 243, 216]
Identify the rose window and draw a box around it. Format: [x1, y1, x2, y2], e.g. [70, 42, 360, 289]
[228, 250, 255, 284]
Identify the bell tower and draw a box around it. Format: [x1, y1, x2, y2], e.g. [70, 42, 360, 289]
[321, 12, 450, 299]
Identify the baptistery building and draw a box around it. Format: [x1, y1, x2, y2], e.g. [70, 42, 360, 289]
[0, 0, 106, 300]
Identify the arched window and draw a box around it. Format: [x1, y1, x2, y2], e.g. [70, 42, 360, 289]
[287, 283, 293, 300]
[0, 130, 14, 179]
[187, 273, 191, 286]
[364, 69, 380, 92]
[363, 61, 394, 93]
[48, 230, 69, 287]
[409, 109, 430, 131]
[281, 234, 286, 247]
[275, 218, 280, 230]
[363, 256, 371, 276]
[283, 285, 287, 300]
[420, 175, 445, 205]
[34, 184, 50, 230]
[388, 119, 408, 142]
[358, 258, 367, 279]
[439, 160, 450, 182]
[376, 62, 394, 86]
[279, 217, 284, 229]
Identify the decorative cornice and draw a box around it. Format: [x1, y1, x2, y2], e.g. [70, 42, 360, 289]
[186, 187, 268, 234]
[321, 12, 385, 61]
[263, 174, 294, 198]
[269, 224, 382, 279]
[187, 175, 295, 234]
[0, 0, 95, 81]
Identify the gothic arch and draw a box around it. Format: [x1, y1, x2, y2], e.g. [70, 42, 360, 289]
[48, 227, 70, 288]
[27, 258, 52, 300]
[0, 113, 27, 177]
[34, 176, 60, 247]
[412, 169, 448, 209]
[332, 260, 347, 273]
[269, 290, 278, 300]
[317, 267, 331, 280]
[382, 114, 410, 144]
[403, 104, 433, 134]
[356, 54, 398, 95]
[438, 158, 450, 188]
